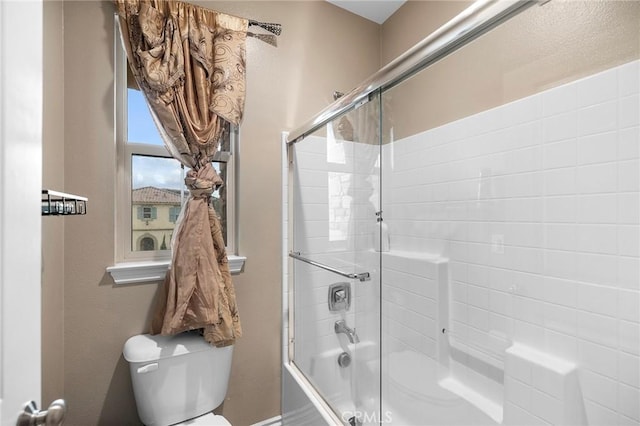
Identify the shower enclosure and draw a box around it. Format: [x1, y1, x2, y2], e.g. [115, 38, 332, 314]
[283, 1, 640, 425]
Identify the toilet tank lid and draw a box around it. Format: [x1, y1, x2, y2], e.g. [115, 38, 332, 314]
[123, 332, 217, 363]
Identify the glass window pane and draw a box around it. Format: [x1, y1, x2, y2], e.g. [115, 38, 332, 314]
[119, 41, 235, 259]
[131, 155, 228, 251]
[131, 155, 184, 252]
[127, 88, 164, 146]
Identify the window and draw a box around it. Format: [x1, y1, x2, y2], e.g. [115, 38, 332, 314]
[139, 206, 156, 221]
[169, 206, 180, 223]
[114, 22, 237, 264]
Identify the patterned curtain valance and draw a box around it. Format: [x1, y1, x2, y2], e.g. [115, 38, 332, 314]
[116, 0, 248, 167]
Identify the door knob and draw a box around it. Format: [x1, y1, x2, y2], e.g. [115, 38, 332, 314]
[16, 399, 67, 426]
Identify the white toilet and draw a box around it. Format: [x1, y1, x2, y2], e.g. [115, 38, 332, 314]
[123, 331, 233, 426]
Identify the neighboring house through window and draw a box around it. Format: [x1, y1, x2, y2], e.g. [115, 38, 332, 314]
[132, 187, 179, 254]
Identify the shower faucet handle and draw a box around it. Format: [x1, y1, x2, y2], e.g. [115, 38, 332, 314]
[328, 282, 351, 312]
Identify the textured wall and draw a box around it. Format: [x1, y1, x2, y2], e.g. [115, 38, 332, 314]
[42, 0, 66, 407]
[380, 0, 640, 139]
[381, 0, 471, 67]
[52, 1, 379, 425]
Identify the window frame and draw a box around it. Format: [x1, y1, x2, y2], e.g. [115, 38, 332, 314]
[114, 18, 238, 265]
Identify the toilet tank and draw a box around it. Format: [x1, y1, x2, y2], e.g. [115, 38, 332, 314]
[123, 332, 233, 426]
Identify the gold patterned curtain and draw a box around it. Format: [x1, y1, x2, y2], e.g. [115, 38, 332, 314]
[115, 0, 245, 347]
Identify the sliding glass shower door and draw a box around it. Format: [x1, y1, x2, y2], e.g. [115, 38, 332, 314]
[289, 93, 382, 425]
[287, 1, 638, 425]
[377, 1, 640, 425]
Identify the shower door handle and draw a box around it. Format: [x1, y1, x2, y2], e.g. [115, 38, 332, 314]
[16, 399, 67, 426]
[289, 252, 371, 282]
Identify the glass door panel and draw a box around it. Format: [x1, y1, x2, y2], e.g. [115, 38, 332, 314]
[380, 1, 638, 425]
[290, 94, 382, 425]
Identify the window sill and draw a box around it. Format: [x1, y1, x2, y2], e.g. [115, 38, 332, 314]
[107, 255, 246, 285]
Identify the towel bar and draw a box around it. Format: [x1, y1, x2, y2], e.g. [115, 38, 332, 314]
[289, 251, 370, 282]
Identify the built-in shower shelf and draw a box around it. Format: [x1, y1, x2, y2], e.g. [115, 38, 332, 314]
[42, 190, 87, 216]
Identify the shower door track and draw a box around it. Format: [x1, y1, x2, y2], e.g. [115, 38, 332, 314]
[286, 0, 539, 145]
[289, 251, 371, 282]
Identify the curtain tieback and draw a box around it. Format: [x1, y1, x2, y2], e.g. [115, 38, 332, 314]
[189, 187, 213, 199]
[185, 171, 215, 200]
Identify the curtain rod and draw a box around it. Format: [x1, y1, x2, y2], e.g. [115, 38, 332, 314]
[248, 20, 282, 46]
[249, 20, 282, 36]
[286, 0, 541, 145]
[114, 1, 282, 45]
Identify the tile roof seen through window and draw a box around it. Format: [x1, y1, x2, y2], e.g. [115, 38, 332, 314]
[132, 186, 181, 204]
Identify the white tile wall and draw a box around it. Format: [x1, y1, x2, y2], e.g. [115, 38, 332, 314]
[287, 61, 639, 425]
[382, 251, 445, 358]
[382, 60, 640, 425]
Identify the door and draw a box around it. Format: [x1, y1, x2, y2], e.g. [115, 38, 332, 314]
[0, 0, 43, 424]
[289, 93, 383, 425]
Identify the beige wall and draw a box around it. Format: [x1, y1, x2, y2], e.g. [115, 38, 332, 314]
[381, 0, 640, 139]
[381, 0, 471, 66]
[42, 0, 65, 408]
[44, 1, 379, 424]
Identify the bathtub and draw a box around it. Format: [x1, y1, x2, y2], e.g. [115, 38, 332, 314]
[381, 350, 499, 426]
[283, 248, 585, 425]
[283, 339, 499, 426]
[282, 249, 503, 426]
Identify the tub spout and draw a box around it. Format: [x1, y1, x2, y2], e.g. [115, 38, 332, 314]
[335, 320, 360, 344]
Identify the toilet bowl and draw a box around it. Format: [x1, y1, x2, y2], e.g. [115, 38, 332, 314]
[123, 331, 233, 426]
